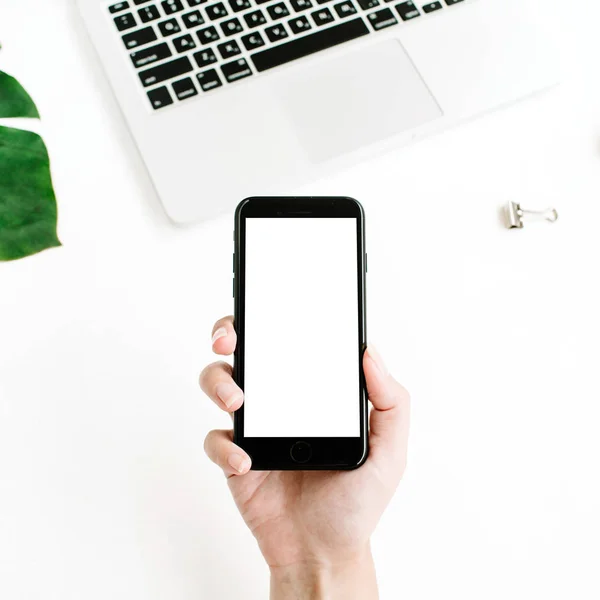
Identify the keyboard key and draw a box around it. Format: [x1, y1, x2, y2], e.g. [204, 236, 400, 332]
[159, 18, 182, 35]
[197, 25, 220, 43]
[138, 5, 160, 21]
[395, 1, 419, 19]
[218, 40, 242, 58]
[267, 3, 290, 20]
[130, 42, 172, 67]
[265, 23, 289, 42]
[252, 17, 368, 71]
[289, 15, 311, 34]
[122, 26, 158, 48]
[173, 33, 197, 51]
[357, 0, 379, 8]
[172, 76, 198, 99]
[194, 47, 218, 66]
[206, 2, 228, 19]
[197, 69, 223, 91]
[221, 58, 253, 82]
[229, 0, 251, 10]
[221, 17, 243, 35]
[445, 0, 464, 4]
[367, 6, 396, 29]
[316, 0, 333, 4]
[162, 0, 185, 14]
[291, 0, 312, 11]
[109, 2, 130, 13]
[134, 0, 153, 4]
[114, 13, 137, 31]
[182, 10, 205, 26]
[138, 55, 193, 86]
[147, 86, 173, 109]
[255, 0, 270, 4]
[334, 1, 356, 18]
[311, 7, 333, 25]
[241, 31, 265, 50]
[187, 0, 206, 5]
[422, 1, 442, 11]
[244, 10, 266, 28]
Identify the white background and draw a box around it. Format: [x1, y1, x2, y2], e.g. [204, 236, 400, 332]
[244, 218, 360, 438]
[1, 1, 600, 599]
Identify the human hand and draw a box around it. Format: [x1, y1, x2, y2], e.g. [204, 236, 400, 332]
[200, 316, 410, 599]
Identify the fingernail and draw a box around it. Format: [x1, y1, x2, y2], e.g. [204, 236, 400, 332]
[212, 327, 228, 344]
[367, 344, 388, 376]
[228, 453, 251, 474]
[215, 382, 243, 409]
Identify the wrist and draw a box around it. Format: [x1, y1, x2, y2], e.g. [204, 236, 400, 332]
[269, 545, 378, 600]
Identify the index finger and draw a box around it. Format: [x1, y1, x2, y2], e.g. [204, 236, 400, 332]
[211, 315, 236, 356]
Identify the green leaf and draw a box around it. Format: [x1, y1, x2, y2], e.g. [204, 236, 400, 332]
[0, 125, 61, 261]
[0, 71, 40, 118]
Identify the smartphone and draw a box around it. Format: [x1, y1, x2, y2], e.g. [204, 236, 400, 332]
[233, 197, 368, 470]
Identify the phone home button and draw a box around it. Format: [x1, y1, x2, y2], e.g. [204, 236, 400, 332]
[290, 441, 312, 464]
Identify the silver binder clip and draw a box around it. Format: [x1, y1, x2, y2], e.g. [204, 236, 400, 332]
[505, 201, 559, 229]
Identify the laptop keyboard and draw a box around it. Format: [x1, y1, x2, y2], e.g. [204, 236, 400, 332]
[108, 0, 466, 110]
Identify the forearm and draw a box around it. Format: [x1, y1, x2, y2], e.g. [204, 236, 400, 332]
[270, 546, 378, 600]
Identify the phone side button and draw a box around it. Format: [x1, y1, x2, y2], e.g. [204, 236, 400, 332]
[290, 441, 312, 464]
[232, 276, 235, 298]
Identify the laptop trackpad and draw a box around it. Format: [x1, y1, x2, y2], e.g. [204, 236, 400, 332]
[275, 38, 443, 163]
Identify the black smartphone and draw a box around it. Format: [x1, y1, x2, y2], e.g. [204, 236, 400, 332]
[233, 197, 368, 470]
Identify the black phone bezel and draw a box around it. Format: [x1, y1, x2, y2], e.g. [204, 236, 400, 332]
[233, 196, 368, 470]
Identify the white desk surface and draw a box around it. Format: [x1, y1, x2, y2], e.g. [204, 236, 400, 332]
[1, 1, 600, 598]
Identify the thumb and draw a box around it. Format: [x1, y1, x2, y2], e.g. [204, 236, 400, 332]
[363, 346, 411, 461]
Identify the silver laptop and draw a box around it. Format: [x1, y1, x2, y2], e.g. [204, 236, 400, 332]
[77, 0, 557, 223]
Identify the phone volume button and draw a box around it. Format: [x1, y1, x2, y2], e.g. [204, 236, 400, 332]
[232, 276, 235, 298]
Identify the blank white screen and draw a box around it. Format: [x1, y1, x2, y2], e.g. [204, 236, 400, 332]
[243, 218, 360, 438]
